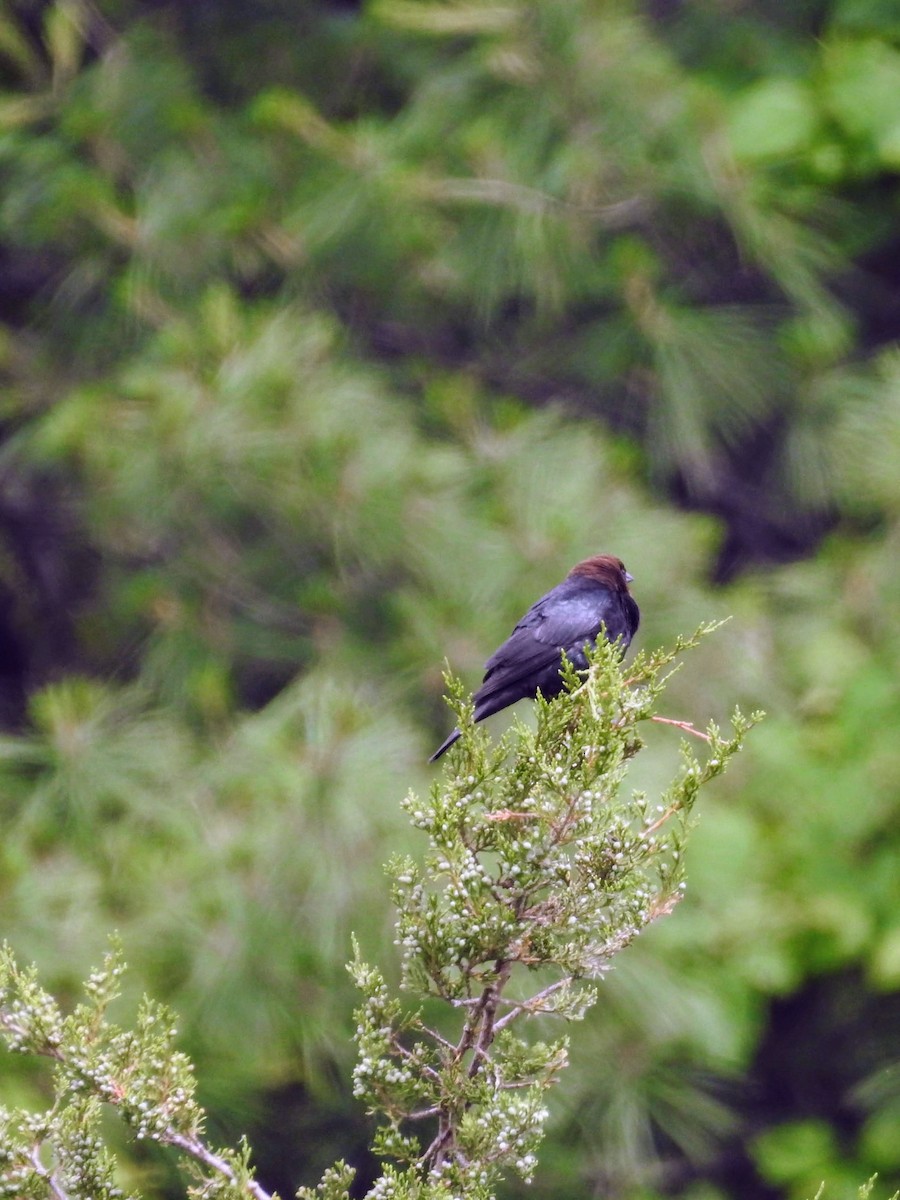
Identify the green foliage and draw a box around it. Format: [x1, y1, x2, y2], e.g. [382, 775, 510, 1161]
[0, 939, 285, 1200]
[0, 0, 895, 512]
[335, 632, 756, 1199]
[2, 631, 759, 1200]
[1, 944, 183, 1200]
[0, 1, 899, 1198]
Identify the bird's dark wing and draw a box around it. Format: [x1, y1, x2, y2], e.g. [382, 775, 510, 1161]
[480, 577, 629, 695]
[430, 574, 638, 762]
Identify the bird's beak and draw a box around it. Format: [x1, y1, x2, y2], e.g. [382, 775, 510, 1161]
[624, 571, 634, 583]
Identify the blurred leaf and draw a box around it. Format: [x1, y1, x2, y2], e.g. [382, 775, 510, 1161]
[869, 927, 900, 989]
[858, 1102, 900, 1170]
[822, 39, 900, 155]
[44, 0, 85, 87]
[371, 1, 519, 35]
[0, 12, 45, 82]
[728, 78, 820, 162]
[752, 1120, 840, 1186]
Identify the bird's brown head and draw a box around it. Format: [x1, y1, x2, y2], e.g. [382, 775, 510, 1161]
[568, 554, 634, 591]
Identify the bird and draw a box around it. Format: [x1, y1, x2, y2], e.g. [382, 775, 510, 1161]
[430, 554, 639, 761]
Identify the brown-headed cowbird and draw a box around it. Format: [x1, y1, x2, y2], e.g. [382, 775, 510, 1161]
[430, 554, 639, 761]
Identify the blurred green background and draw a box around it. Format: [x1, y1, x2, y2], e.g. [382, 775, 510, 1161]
[0, 1, 899, 1197]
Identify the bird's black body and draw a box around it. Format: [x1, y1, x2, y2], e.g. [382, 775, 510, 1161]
[430, 554, 639, 761]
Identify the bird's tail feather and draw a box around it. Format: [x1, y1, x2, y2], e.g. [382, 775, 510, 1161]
[429, 727, 461, 762]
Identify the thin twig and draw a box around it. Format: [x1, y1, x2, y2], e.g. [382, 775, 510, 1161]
[640, 803, 681, 840]
[1, 1012, 274, 1200]
[422, 982, 493, 1170]
[408, 1104, 442, 1120]
[28, 1147, 70, 1200]
[548, 789, 586, 849]
[493, 978, 571, 1032]
[391, 1036, 442, 1082]
[423, 958, 516, 1172]
[469, 961, 511, 1078]
[0, 1014, 65, 1061]
[164, 1130, 274, 1200]
[650, 716, 711, 741]
[418, 1022, 458, 1053]
[419, 1125, 453, 1171]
